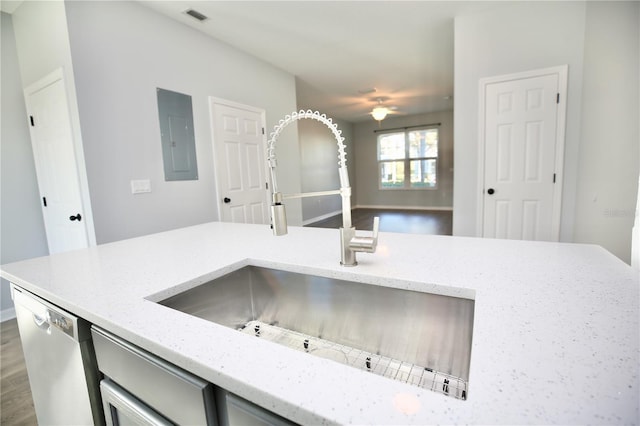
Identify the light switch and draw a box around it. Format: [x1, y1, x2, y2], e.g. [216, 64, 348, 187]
[131, 179, 151, 194]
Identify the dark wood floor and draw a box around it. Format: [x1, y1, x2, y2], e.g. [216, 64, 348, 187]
[306, 208, 452, 235]
[1, 318, 37, 425]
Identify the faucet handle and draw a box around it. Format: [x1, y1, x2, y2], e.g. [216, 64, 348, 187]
[349, 216, 379, 253]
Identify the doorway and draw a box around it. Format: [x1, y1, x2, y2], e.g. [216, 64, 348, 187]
[209, 98, 269, 224]
[478, 66, 568, 241]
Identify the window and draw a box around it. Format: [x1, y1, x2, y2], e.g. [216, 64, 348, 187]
[377, 127, 438, 189]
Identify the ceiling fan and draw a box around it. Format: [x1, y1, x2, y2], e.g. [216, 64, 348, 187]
[370, 98, 399, 122]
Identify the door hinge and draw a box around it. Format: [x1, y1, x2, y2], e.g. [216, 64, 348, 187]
[262, 127, 265, 135]
[42, 196, 47, 207]
[553, 173, 556, 183]
[556, 93, 560, 104]
[265, 182, 269, 190]
[30, 116, 35, 127]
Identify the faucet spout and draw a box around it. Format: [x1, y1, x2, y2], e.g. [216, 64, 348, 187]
[266, 110, 379, 266]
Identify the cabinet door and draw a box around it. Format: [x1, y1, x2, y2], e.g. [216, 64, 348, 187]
[100, 379, 173, 426]
[217, 390, 296, 426]
[91, 326, 217, 425]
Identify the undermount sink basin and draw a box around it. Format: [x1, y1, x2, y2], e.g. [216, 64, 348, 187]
[157, 266, 475, 399]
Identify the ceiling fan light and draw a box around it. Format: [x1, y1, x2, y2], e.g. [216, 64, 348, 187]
[371, 106, 388, 121]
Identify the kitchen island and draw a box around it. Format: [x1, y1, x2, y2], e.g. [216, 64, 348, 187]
[1, 222, 638, 425]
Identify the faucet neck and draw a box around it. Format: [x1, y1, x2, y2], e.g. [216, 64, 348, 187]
[267, 110, 348, 196]
[267, 111, 378, 267]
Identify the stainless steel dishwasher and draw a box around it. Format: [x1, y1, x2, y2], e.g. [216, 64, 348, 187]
[10, 283, 104, 425]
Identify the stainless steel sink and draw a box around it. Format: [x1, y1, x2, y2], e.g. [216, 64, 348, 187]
[158, 266, 474, 399]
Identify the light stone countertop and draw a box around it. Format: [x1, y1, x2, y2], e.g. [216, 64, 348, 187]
[1, 222, 638, 425]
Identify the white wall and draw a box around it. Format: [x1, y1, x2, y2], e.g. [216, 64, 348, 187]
[573, 2, 639, 263]
[64, 1, 301, 243]
[298, 117, 354, 223]
[353, 110, 454, 209]
[0, 12, 49, 318]
[11, 0, 72, 87]
[11, 0, 97, 246]
[453, 1, 640, 263]
[453, 2, 587, 241]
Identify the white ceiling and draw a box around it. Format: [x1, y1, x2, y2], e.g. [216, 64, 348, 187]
[139, 1, 503, 123]
[3, 1, 504, 122]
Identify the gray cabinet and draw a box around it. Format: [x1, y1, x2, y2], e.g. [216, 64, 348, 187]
[92, 326, 297, 426]
[216, 389, 296, 426]
[92, 326, 217, 425]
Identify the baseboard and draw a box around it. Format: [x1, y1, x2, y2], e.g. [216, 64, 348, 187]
[354, 205, 453, 212]
[302, 209, 342, 226]
[1, 307, 16, 322]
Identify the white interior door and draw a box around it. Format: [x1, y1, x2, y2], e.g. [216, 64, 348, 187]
[210, 99, 269, 224]
[25, 72, 89, 253]
[480, 67, 567, 241]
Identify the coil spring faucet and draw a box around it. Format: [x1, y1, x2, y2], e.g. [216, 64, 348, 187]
[267, 110, 379, 266]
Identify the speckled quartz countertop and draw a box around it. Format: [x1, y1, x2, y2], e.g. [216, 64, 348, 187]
[1, 222, 638, 425]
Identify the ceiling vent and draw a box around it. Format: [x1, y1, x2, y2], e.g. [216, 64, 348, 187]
[184, 8, 208, 22]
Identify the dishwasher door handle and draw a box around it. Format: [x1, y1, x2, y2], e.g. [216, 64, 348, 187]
[33, 313, 47, 326]
[32, 312, 51, 333]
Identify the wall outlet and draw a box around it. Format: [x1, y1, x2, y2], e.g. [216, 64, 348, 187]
[131, 179, 151, 194]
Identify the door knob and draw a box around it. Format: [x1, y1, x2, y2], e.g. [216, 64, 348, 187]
[487, 188, 495, 195]
[69, 213, 82, 221]
[223, 197, 231, 204]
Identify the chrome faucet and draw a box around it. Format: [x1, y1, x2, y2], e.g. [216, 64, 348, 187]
[267, 110, 379, 266]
